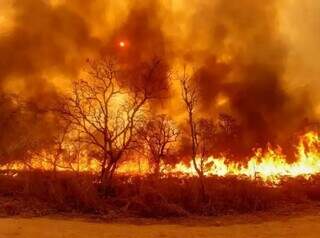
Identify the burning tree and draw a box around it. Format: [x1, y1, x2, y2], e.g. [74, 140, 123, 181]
[139, 114, 179, 175]
[59, 57, 168, 189]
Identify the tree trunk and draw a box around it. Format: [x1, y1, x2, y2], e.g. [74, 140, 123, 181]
[188, 112, 206, 201]
[153, 158, 161, 177]
[199, 172, 206, 201]
[108, 163, 117, 184]
[100, 160, 118, 196]
[191, 157, 206, 200]
[52, 156, 58, 179]
[101, 161, 112, 184]
[100, 151, 108, 183]
[100, 163, 106, 182]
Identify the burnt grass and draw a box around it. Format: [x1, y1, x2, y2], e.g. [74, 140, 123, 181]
[1, 171, 320, 218]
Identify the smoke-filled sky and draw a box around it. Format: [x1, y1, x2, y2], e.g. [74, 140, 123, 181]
[0, 0, 319, 150]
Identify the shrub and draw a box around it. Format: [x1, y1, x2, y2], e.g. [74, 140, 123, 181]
[0, 171, 320, 217]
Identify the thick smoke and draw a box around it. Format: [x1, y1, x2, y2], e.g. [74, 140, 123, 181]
[0, 0, 101, 96]
[0, 0, 319, 158]
[176, 0, 316, 151]
[104, 0, 170, 103]
[0, 0, 103, 161]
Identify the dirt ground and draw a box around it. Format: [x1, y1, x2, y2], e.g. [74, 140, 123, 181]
[1, 212, 320, 238]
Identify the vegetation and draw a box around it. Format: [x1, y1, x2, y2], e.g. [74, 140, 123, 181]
[1, 171, 320, 218]
[0, 56, 319, 218]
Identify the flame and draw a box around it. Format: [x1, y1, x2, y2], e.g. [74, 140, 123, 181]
[167, 131, 320, 183]
[1, 131, 319, 184]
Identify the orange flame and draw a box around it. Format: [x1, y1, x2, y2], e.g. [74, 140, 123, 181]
[1, 131, 319, 184]
[167, 131, 320, 183]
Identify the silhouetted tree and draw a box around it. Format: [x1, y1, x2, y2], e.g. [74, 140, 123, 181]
[139, 115, 179, 175]
[59, 57, 168, 189]
[196, 118, 217, 174]
[215, 113, 241, 157]
[180, 69, 207, 198]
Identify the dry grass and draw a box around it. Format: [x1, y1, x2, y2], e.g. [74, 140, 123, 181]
[1, 171, 320, 218]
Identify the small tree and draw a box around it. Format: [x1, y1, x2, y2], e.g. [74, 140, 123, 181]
[48, 121, 71, 174]
[215, 113, 241, 157]
[196, 118, 217, 175]
[59, 57, 168, 189]
[180, 69, 207, 198]
[139, 115, 179, 175]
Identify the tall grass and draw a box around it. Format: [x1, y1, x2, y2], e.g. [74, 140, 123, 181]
[0, 171, 320, 217]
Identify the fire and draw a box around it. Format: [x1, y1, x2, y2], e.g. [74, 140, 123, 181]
[167, 131, 320, 183]
[1, 131, 319, 184]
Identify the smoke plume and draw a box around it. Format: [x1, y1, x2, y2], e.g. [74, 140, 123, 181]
[0, 0, 319, 156]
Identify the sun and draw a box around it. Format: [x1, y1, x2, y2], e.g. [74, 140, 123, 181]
[119, 41, 126, 48]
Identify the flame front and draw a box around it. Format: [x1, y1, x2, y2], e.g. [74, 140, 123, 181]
[168, 131, 320, 183]
[2, 131, 319, 184]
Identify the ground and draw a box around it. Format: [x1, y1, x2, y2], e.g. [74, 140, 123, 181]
[1, 211, 320, 238]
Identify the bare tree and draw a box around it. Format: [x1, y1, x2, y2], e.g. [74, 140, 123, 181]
[215, 113, 241, 156]
[180, 68, 207, 197]
[180, 70, 200, 173]
[49, 122, 71, 174]
[59, 57, 168, 189]
[139, 115, 179, 175]
[196, 118, 217, 175]
[65, 132, 87, 173]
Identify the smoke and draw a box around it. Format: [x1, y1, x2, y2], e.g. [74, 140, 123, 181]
[0, 0, 102, 96]
[0, 0, 104, 161]
[104, 0, 170, 104]
[0, 0, 319, 156]
[279, 0, 320, 117]
[169, 0, 317, 150]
